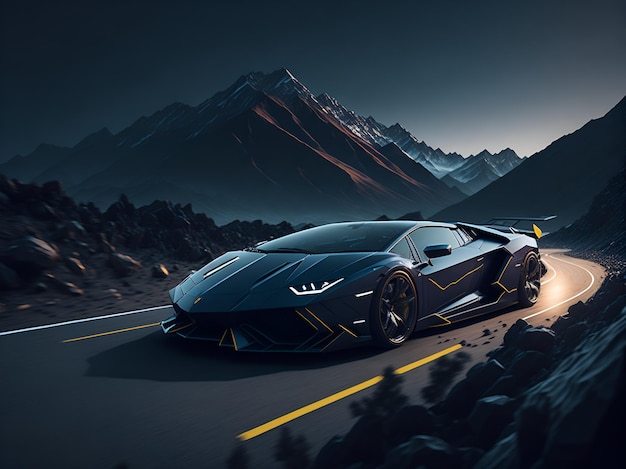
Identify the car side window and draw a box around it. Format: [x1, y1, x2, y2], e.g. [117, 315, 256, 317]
[454, 227, 473, 245]
[389, 237, 416, 260]
[409, 227, 460, 260]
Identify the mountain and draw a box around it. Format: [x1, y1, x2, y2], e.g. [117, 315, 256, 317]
[0, 69, 466, 225]
[540, 167, 625, 264]
[433, 96, 626, 232]
[316, 93, 391, 147]
[442, 148, 526, 195]
[316, 93, 523, 188]
[379, 123, 467, 178]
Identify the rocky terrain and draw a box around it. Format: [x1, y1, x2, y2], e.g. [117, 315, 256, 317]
[0, 69, 468, 226]
[435, 96, 625, 233]
[296, 166, 626, 469]
[539, 167, 625, 275]
[227, 262, 625, 468]
[1, 170, 624, 469]
[227, 167, 626, 468]
[0, 174, 298, 332]
[291, 272, 624, 469]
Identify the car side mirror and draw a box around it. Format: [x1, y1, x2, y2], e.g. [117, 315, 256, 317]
[423, 244, 452, 259]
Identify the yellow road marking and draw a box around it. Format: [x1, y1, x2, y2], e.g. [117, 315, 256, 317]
[237, 343, 463, 441]
[62, 322, 160, 343]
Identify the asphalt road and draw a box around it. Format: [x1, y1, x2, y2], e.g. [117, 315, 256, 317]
[0, 249, 605, 469]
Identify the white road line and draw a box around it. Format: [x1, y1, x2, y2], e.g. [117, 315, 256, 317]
[0, 253, 600, 337]
[523, 253, 596, 321]
[0, 305, 171, 337]
[540, 257, 557, 285]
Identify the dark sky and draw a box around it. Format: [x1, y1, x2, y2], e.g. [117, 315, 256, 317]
[1, 0, 624, 162]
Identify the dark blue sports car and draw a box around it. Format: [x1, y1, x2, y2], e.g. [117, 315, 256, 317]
[161, 219, 546, 352]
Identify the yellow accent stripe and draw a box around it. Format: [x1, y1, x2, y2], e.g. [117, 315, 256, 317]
[492, 256, 517, 294]
[168, 322, 195, 334]
[424, 313, 453, 328]
[296, 309, 319, 331]
[305, 308, 333, 333]
[237, 343, 463, 441]
[304, 307, 336, 349]
[230, 328, 238, 351]
[428, 264, 483, 291]
[338, 324, 357, 337]
[218, 329, 229, 346]
[62, 322, 160, 343]
[321, 331, 345, 352]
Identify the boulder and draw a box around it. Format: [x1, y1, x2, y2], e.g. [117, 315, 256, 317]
[465, 359, 506, 398]
[467, 395, 517, 449]
[381, 435, 460, 469]
[65, 257, 86, 276]
[109, 252, 142, 277]
[44, 273, 85, 296]
[386, 405, 436, 447]
[6, 236, 60, 277]
[152, 263, 169, 278]
[519, 326, 555, 353]
[0, 263, 20, 289]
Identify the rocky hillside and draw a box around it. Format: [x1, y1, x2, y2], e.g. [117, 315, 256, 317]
[540, 167, 625, 274]
[225, 162, 626, 468]
[300, 161, 626, 469]
[0, 70, 466, 226]
[0, 174, 298, 331]
[296, 272, 624, 469]
[434, 96, 626, 233]
[2, 172, 625, 468]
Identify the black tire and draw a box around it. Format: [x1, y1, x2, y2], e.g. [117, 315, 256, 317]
[370, 269, 418, 349]
[518, 251, 541, 307]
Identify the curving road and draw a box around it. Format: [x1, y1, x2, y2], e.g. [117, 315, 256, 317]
[0, 249, 605, 468]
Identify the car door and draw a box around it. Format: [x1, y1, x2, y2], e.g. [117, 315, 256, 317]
[408, 226, 485, 315]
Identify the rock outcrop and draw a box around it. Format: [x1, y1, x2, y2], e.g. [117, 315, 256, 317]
[0, 175, 297, 312]
[311, 274, 625, 469]
[307, 164, 626, 468]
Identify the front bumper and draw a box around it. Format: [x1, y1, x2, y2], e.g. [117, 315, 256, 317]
[160, 302, 371, 352]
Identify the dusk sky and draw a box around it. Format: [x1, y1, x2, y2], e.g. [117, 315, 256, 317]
[1, 0, 624, 163]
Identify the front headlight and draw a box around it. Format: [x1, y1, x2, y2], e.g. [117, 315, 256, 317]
[289, 278, 344, 296]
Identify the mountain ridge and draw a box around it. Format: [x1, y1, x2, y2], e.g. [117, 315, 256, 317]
[1, 69, 521, 187]
[1, 69, 617, 228]
[433, 95, 626, 232]
[0, 69, 473, 225]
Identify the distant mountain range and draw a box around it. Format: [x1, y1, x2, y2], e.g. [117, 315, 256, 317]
[315, 92, 525, 189]
[434, 95, 626, 232]
[0, 69, 524, 225]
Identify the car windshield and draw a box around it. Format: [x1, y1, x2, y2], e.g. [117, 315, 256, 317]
[254, 221, 414, 254]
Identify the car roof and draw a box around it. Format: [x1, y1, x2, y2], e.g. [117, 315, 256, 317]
[253, 220, 460, 255]
[326, 220, 457, 231]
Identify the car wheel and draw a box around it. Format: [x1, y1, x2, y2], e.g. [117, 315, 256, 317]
[518, 251, 541, 307]
[371, 269, 417, 348]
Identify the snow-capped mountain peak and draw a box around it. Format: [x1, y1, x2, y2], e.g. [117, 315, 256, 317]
[442, 148, 525, 194]
[316, 93, 390, 147]
[95, 69, 524, 194]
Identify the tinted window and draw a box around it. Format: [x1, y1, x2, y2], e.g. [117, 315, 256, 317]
[455, 228, 473, 245]
[409, 227, 460, 260]
[390, 237, 415, 260]
[256, 222, 412, 254]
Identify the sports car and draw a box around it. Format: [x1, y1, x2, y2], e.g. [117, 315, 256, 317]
[161, 218, 548, 352]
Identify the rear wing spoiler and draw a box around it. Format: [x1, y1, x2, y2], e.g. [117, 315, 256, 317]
[484, 215, 557, 239]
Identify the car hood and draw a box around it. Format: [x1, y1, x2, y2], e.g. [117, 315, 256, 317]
[171, 250, 383, 313]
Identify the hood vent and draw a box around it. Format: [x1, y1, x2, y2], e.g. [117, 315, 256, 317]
[252, 261, 301, 288]
[203, 256, 239, 279]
